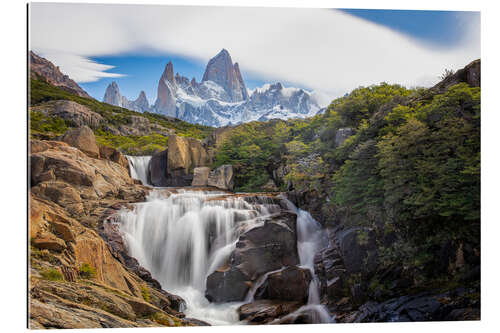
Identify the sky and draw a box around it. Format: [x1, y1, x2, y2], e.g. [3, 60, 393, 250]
[29, 3, 480, 106]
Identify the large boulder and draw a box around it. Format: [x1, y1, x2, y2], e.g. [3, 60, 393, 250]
[336, 227, 378, 276]
[167, 135, 210, 186]
[149, 149, 168, 187]
[207, 165, 234, 191]
[205, 211, 299, 303]
[61, 126, 99, 158]
[191, 167, 210, 186]
[52, 100, 103, 128]
[99, 145, 128, 170]
[255, 266, 312, 302]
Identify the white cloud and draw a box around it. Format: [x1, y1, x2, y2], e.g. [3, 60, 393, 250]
[29, 3, 480, 98]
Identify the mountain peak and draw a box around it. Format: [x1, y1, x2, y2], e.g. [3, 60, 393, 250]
[161, 61, 175, 83]
[202, 49, 248, 102]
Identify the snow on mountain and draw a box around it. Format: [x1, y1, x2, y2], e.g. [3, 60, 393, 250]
[103, 49, 327, 127]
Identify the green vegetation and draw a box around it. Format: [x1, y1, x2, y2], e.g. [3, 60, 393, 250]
[79, 263, 97, 279]
[40, 268, 64, 281]
[150, 312, 183, 327]
[213, 80, 480, 286]
[141, 285, 151, 302]
[30, 79, 213, 154]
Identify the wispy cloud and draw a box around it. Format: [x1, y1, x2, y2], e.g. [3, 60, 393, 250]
[30, 3, 480, 98]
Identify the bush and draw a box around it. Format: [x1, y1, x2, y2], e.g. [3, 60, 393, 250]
[40, 268, 63, 281]
[79, 263, 97, 279]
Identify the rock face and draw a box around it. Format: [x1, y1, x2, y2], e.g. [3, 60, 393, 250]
[237, 300, 302, 324]
[149, 149, 168, 187]
[34, 100, 104, 129]
[61, 126, 100, 158]
[154, 62, 177, 117]
[167, 135, 210, 186]
[103, 81, 152, 113]
[29, 139, 192, 328]
[99, 145, 129, 170]
[30, 51, 91, 98]
[191, 167, 210, 186]
[202, 49, 248, 102]
[207, 165, 234, 191]
[205, 211, 299, 303]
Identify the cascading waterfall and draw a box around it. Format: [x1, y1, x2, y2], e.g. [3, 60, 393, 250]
[126, 155, 151, 186]
[119, 189, 265, 325]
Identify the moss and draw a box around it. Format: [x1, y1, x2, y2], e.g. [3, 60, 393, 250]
[40, 268, 63, 281]
[79, 263, 97, 279]
[141, 285, 151, 303]
[150, 312, 183, 327]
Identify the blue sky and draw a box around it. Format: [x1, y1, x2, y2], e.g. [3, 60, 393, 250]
[32, 4, 479, 103]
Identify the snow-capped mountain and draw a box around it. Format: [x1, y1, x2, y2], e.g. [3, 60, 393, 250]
[103, 49, 325, 127]
[103, 82, 151, 113]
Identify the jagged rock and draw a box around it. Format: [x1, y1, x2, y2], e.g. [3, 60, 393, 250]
[61, 126, 100, 158]
[167, 135, 210, 186]
[103, 82, 151, 113]
[31, 100, 104, 129]
[205, 267, 250, 303]
[255, 266, 312, 302]
[192, 167, 210, 186]
[202, 49, 248, 102]
[30, 51, 91, 98]
[335, 128, 353, 147]
[154, 62, 177, 116]
[32, 234, 67, 252]
[207, 165, 234, 191]
[336, 227, 378, 275]
[237, 300, 302, 324]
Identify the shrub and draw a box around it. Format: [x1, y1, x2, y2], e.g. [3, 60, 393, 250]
[141, 285, 151, 302]
[79, 263, 97, 279]
[40, 268, 63, 281]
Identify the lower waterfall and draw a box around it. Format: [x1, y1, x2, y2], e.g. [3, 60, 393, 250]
[126, 155, 151, 186]
[118, 189, 332, 325]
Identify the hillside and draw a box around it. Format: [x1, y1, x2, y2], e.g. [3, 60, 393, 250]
[211, 59, 481, 318]
[29, 78, 213, 155]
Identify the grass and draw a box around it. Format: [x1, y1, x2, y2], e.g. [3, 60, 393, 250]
[79, 263, 97, 279]
[141, 285, 151, 303]
[40, 268, 64, 281]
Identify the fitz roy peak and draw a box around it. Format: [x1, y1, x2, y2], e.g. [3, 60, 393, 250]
[103, 49, 323, 127]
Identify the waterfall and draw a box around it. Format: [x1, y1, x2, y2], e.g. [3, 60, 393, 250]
[126, 155, 151, 185]
[119, 189, 265, 325]
[118, 189, 332, 325]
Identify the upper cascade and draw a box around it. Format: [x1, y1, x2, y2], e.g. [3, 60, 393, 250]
[202, 49, 248, 102]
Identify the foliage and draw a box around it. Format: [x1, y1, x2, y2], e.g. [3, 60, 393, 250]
[79, 263, 97, 279]
[95, 130, 169, 155]
[40, 268, 63, 281]
[141, 285, 151, 302]
[30, 110, 69, 136]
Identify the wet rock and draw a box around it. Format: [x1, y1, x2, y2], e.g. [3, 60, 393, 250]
[255, 266, 312, 303]
[149, 149, 168, 187]
[238, 300, 302, 324]
[205, 267, 250, 303]
[336, 227, 378, 275]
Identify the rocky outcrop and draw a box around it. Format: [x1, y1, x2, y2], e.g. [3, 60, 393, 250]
[61, 126, 100, 158]
[30, 51, 91, 98]
[207, 165, 234, 191]
[167, 135, 210, 186]
[205, 211, 299, 303]
[32, 100, 103, 129]
[202, 49, 248, 102]
[29, 139, 191, 328]
[154, 62, 177, 117]
[432, 59, 481, 93]
[99, 145, 129, 170]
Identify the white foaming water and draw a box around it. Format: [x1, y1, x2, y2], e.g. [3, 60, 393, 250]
[119, 190, 266, 325]
[126, 155, 151, 185]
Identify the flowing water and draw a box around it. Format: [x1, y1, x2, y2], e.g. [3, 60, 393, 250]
[118, 167, 332, 324]
[125, 155, 151, 186]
